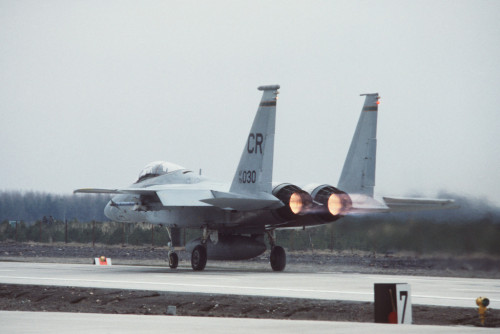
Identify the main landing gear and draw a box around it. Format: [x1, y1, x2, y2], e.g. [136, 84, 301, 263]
[168, 251, 178, 269]
[191, 245, 207, 271]
[166, 225, 208, 271]
[267, 230, 286, 272]
[167, 226, 285, 272]
[190, 226, 210, 271]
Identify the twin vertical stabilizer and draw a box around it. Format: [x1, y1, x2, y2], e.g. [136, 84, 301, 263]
[338, 93, 380, 197]
[230, 88, 379, 199]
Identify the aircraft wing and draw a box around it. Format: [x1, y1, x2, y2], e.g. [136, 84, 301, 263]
[74, 188, 121, 194]
[74, 188, 157, 195]
[156, 189, 212, 207]
[156, 189, 283, 210]
[200, 191, 283, 211]
[75, 188, 283, 211]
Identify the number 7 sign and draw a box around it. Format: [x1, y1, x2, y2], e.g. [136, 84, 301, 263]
[396, 284, 412, 324]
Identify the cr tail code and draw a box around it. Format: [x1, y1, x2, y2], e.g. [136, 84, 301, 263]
[247, 133, 263, 154]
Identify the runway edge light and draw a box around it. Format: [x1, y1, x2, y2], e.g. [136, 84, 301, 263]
[476, 297, 489, 326]
[94, 256, 112, 266]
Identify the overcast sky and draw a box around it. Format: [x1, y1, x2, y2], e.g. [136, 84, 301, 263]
[1, 1, 499, 206]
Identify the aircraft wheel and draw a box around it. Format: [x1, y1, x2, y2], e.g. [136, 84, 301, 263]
[191, 245, 207, 271]
[168, 251, 178, 269]
[270, 246, 286, 272]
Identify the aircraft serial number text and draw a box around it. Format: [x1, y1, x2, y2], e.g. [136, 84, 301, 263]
[238, 170, 257, 183]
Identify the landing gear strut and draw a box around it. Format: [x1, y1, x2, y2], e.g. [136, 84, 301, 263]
[166, 227, 178, 269]
[267, 230, 286, 272]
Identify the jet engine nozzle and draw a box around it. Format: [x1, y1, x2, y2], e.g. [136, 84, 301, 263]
[272, 183, 313, 221]
[303, 184, 352, 222]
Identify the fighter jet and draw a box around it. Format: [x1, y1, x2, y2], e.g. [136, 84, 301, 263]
[75, 85, 455, 271]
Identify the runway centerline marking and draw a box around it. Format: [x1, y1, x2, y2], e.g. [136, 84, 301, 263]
[0, 275, 372, 296]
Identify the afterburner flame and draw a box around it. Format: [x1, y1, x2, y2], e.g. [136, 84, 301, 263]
[328, 193, 343, 216]
[289, 192, 303, 214]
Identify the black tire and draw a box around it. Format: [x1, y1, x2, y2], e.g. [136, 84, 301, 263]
[191, 245, 207, 271]
[270, 246, 286, 272]
[168, 251, 178, 269]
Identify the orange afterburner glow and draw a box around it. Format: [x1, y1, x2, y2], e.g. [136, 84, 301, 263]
[328, 193, 343, 216]
[289, 192, 303, 214]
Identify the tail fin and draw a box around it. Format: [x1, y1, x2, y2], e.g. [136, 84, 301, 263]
[338, 93, 380, 197]
[229, 85, 279, 195]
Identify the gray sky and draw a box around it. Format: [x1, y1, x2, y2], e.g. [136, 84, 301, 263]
[1, 0, 500, 206]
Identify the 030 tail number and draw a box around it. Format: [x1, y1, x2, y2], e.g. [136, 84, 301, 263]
[239, 170, 256, 184]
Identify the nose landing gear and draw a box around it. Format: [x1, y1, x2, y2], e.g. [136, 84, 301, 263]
[166, 227, 179, 269]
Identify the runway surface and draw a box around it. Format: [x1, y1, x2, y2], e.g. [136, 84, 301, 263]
[3, 310, 498, 334]
[0, 262, 498, 308]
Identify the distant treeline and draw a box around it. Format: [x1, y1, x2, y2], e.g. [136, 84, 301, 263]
[0, 191, 109, 222]
[0, 220, 175, 247]
[1, 190, 499, 225]
[1, 218, 499, 255]
[0, 191, 499, 255]
[280, 216, 500, 255]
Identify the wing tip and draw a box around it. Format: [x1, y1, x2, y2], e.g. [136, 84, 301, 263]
[73, 188, 118, 194]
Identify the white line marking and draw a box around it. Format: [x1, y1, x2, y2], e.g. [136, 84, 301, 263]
[1, 275, 498, 304]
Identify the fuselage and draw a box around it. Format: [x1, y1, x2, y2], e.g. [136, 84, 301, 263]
[104, 167, 341, 233]
[104, 168, 282, 234]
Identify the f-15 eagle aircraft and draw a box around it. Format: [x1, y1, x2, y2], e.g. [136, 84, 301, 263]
[75, 85, 454, 271]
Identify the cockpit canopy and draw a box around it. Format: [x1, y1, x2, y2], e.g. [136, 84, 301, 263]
[137, 161, 184, 182]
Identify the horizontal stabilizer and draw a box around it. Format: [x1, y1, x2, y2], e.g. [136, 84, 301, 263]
[345, 194, 457, 214]
[382, 197, 457, 212]
[346, 194, 389, 214]
[200, 190, 283, 211]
